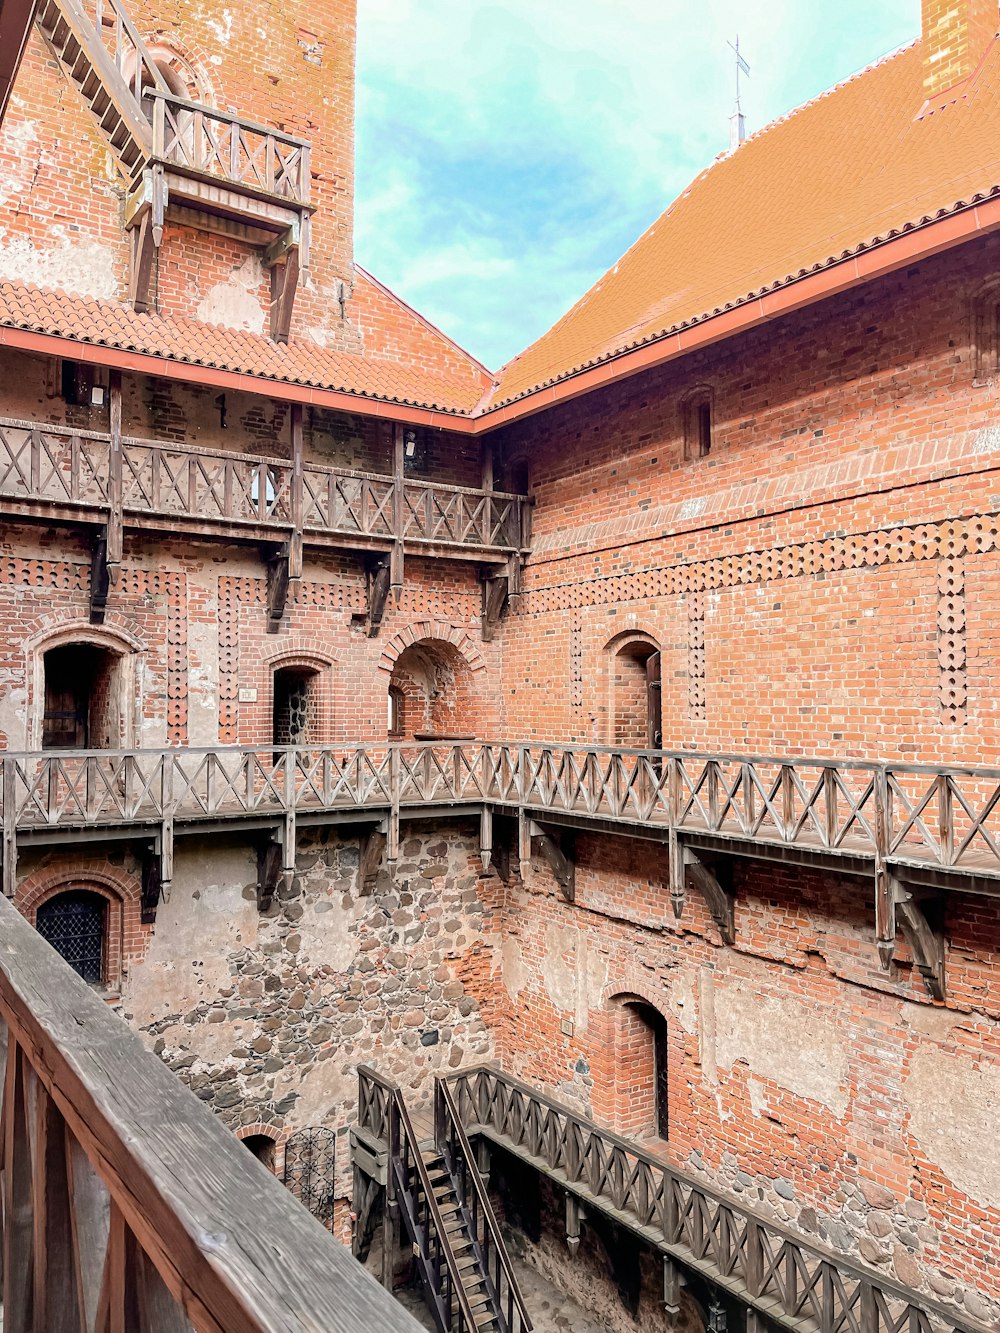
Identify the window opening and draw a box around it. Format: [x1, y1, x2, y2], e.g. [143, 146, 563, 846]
[628, 1002, 669, 1139]
[683, 388, 714, 460]
[36, 890, 106, 984]
[241, 1134, 277, 1170]
[272, 667, 318, 746]
[402, 428, 428, 474]
[697, 400, 712, 457]
[388, 684, 405, 739]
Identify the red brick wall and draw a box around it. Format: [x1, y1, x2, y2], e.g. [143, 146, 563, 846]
[495, 234, 1000, 766]
[922, 0, 998, 97]
[495, 846, 1000, 1314]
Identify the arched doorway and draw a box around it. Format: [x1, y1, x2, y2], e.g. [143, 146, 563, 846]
[607, 992, 670, 1141]
[42, 642, 126, 749]
[609, 636, 661, 749]
[241, 1134, 277, 1171]
[388, 639, 479, 740]
[36, 890, 107, 984]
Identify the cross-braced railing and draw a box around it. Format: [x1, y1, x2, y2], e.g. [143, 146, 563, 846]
[4, 743, 1000, 880]
[443, 1066, 990, 1333]
[0, 417, 530, 553]
[0, 895, 422, 1332]
[149, 90, 311, 204]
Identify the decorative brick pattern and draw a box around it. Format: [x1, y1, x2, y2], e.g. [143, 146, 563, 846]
[687, 591, 706, 720]
[938, 558, 967, 723]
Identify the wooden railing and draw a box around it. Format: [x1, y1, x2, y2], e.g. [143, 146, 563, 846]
[82, 0, 170, 115]
[0, 894, 422, 1332]
[4, 742, 1000, 881]
[0, 418, 529, 552]
[149, 90, 311, 204]
[445, 1066, 989, 1333]
[434, 1078, 533, 1333]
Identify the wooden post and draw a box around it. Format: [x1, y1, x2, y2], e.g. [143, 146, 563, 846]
[873, 766, 894, 968]
[289, 404, 304, 582]
[107, 369, 123, 574]
[480, 804, 493, 874]
[2, 756, 16, 899]
[390, 424, 405, 603]
[480, 439, 495, 493]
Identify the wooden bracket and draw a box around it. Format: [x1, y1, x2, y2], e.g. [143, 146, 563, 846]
[684, 848, 735, 945]
[256, 839, 283, 913]
[139, 846, 161, 926]
[266, 543, 292, 634]
[530, 820, 575, 901]
[127, 166, 165, 313]
[90, 527, 111, 625]
[894, 880, 947, 1001]
[492, 839, 512, 885]
[269, 243, 300, 344]
[365, 555, 392, 638]
[482, 554, 523, 641]
[668, 827, 685, 919]
[358, 823, 388, 896]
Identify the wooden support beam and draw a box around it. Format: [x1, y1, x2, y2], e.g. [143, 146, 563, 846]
[266, 543, 292, 633]
[668, 827, 685, 919]
[530, 821, 575, 901]
[684, 848, 735, 945]
[492, 838, 511, 885]
[365, 555, 392, 638]
[565, 1195, 583, 1255]
[895, 881, 947, 1001]
[480, 439, 495, 493]
[481, 570, 509, 643]
[745, 1312, 769, 1333]
[480, 805, 493, 874]
[288, 403, 304, 582]
[662, 1256, 684, 1316]
[128, 211, 156, 315]
[256, 840, 282, 913]
[32, 1080, 81, 1330]
[107, 369, 123, 571]
[358, 826, 387, 896]
[2, 756, 16, 898]
[89, 527, 111, 625]
[269, 245, 300, 344]
[139, 845, 161, 926]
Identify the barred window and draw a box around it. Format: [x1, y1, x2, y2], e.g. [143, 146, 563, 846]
[36, 890, 107, 985]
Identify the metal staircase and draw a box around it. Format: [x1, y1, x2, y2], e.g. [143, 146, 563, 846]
[31, 0, 312, 337]
[382, 1076, 532, 1333]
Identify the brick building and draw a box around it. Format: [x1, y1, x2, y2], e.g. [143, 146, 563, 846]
[0, 0, 998, 1329]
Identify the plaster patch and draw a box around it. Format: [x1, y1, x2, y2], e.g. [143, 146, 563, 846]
[297, 889, 365, 973]
[278, 1059, 356, 1127]
[904, 1047, 1000, 1205]
[0, 231, 118, 301]
[502, 936, 528, 999]
[0, 686, 27, 749]
[196, 256, 266, 334]
[0, 120, 38, 209]
[715, 977, 850, 1117]
[540, 921, 608, 1030]
[124, 843, 257, 1021]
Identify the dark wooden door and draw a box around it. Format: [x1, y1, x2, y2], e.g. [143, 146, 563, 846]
[42, 681, 87, 748]
[646, 650, 662, 749]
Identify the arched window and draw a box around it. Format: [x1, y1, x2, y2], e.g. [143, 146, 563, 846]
[241, 1134, 277, 1171]
[608, 993, 670, 1140]
[971, 280, 1000, 383]
[388, 639, 479, 740]
[682, 386, 714, 460]
[272, 666, 320, 746]
[36, 890, 107, 985]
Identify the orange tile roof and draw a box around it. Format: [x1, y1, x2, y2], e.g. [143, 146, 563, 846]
[0, 269, 491, 415]
[488, 36, 1000, 410]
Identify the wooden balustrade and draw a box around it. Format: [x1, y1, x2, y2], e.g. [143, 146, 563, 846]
[443, 1065, 989, 1333]
[0, 418, 529, 554]
[149, 90, 311, 204]
[4, 743, 1000, 882]
[0, 894, 422, 1332]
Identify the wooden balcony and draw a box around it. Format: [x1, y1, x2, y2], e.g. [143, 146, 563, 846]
[352, 1065, 988, 1333]
[2, 741, 998, 996]
[0, 416, 529, 558]
[0, 891, 423, 1332]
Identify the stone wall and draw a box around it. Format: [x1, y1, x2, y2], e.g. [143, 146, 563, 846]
[120, 820, 500, 1223]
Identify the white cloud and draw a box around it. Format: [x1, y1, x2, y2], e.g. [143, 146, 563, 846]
[355, 0, 917, 368]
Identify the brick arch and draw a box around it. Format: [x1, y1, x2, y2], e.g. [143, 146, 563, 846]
[604, 629, 661, 749]
[235, 1121, 289, 1175]
[17, 860, 148, 992]
[239, 640, 340, 746]
[589, 981, 673, 1139]
[25, 619, 145, 750]
[377, 623, 487, 675]
[384, 635, 486, 740]
[603, 977, 671, 1021]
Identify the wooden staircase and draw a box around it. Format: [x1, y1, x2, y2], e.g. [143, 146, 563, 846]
[385, 1079, 532, 1333]
[30, 0, 312, 337]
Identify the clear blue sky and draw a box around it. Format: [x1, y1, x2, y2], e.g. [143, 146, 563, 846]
[355, 1, 918, 372]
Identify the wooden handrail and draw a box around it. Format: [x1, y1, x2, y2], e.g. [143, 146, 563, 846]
[0, 894, 422, 1331]
[389, 1086, 482, 1333]
[435, 1077, 533, 1332]
[444, 1064, 990, 1333]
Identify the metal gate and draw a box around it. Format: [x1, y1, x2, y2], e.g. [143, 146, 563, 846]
[283, 1126, 337, 1231]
